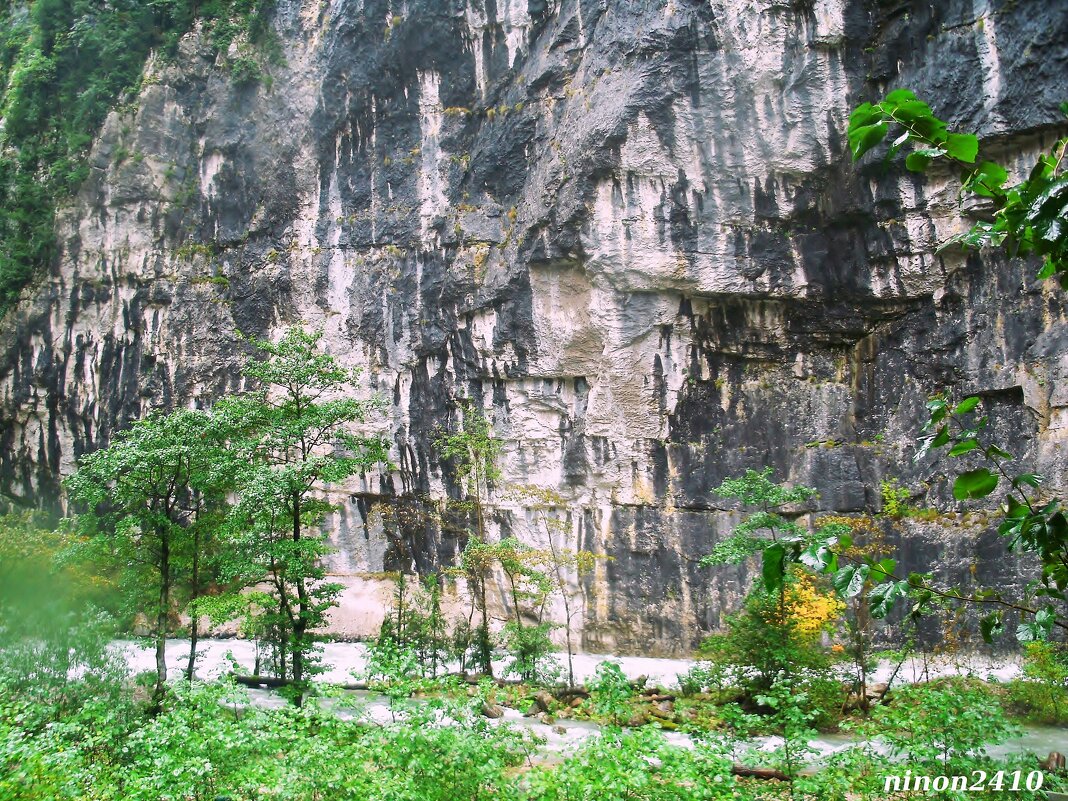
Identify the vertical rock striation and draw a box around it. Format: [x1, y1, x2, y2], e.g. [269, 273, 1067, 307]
[1, 0, 1066, 653]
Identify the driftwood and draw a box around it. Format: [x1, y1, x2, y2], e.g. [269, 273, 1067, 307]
[730, 765, 790, 781]
[1044, 752, 1067, 773]
[231, 674, 370, 691]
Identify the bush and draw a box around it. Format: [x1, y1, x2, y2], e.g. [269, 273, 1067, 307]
[1005, 641, 1068, 724]
[586, 660, 634, 725]
[870, 680, 1018, 767]
[700, 581, 845, 730]
[502, 621, 560, 685]
[524, 726, 736, 801]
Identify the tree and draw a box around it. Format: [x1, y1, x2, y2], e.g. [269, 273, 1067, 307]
[509, 485, 600, 688]
[701, 471, 844, 728]
[496, 536, 558, 683]
[65, 408, 229, 705]
[217, 327, 389, 703]
[435, 402, 502, 675]
[435, 401, 502, 543]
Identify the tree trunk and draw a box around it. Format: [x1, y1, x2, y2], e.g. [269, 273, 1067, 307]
[153, 530, 171, 707]
[479, 575, 493, 676]
[292, 491, 306, 707]
[549, 533, 576, 689]
[185, 527, 200, 682]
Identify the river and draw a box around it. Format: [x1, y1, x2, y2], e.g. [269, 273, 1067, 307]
[116, 638, 1068, 759]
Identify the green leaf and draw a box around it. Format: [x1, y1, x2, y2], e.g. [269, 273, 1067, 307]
[1012, 473, 1043, 489]
[884, 89, 918, 105]
[762, 543, 786, 593]
[868, 582, 899, 619]
[945, 132, 979, 163]
[968, 161, 1008, 198]
[1017, 622, 1041, 643]
[985, 445, 1014, 461]
[953, 468, 998, 500]
[948, 439, 979, 457]
[801, 543, 835, 573]
[953, 396, 981, 415]
[848, 102, 883, 130]
[849, 123, 889, 160]
[833, 565, 870, 598]
[905, 149, 939, 172]
[980, 612, 1003, 644]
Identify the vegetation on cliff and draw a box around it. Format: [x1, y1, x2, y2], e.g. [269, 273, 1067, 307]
[0, 0, 275, 313]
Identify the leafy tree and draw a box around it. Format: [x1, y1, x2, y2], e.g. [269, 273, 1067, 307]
[378, 571, 450, 678]
[435, 401, 502, 543]
[435, 402, 502, 675]
[585, 660, 634, 727]
[449, 537, 499, 676]
[65, 408, 229, 704]
[217, 327, 389, 702]
[494, 535, 561, 683]
[702, 470, 845, 734]
[700, 467, 818, 589]
[509, 485, 601, 688]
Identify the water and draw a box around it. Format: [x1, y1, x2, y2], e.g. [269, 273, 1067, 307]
[116, 637, 1024, 687]
[116, 639, 1068, 758]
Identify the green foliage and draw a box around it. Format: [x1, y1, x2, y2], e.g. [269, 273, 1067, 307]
[701, 468, 817, 594]
[502, 621, 560, 684]
[0, 0, 277, 314]
[676, 661, 732, 698]
[848, 89, 1068, 288]
[917, 395, 1067, 641]
[871, 680, 1018, 767]
[525, 727, 736, 801]
[752, 675, 821, 786]
[879, 478, 913, 518]
[1005, 641, 1068, 724]
[65, 407, 232, 700]
[386, 571, 450, 678]
[700, 584, 844, 731]
[586, 660, 635, 726]
[435, 401, 503, 503]
[0, 674, 540, 801]
[217, 327, 389, 698]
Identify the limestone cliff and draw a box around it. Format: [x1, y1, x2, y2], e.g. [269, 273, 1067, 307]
[2, 0, 1067, 653]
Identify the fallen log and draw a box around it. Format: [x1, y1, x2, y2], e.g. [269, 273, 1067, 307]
[230, 674, 370, 691]
[730, 765, 790, 781]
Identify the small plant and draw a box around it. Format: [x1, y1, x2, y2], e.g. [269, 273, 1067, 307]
[586, 661, 634, 725]
[879, 478, 913, 518]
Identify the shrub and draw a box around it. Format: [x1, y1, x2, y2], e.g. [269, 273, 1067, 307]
[1005, 641, 1068, 724]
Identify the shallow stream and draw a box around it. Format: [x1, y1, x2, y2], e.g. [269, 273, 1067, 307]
[117, 638, 1068, 760]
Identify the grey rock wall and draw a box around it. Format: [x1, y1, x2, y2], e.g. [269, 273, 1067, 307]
[2, 0, 1067, 653]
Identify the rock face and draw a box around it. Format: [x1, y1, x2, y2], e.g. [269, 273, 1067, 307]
[2, 0, 1067, 654]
